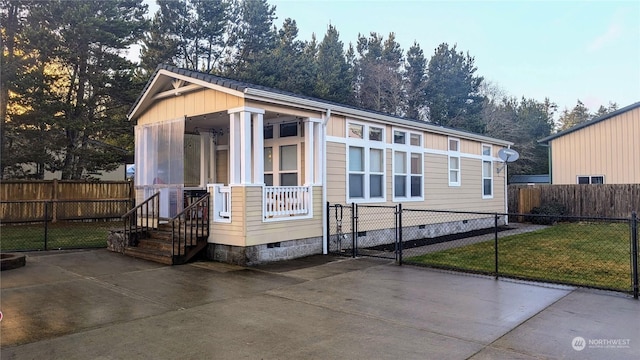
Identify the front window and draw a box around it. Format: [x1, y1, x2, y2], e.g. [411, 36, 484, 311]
[448, 138, 461, 186]
[392, 127, 424, 201]
[347, 121, 385, 202]
[280, 145, 298, 186]
[482, 145, 493, 198]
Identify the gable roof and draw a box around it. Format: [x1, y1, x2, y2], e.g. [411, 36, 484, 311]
[129, 64, 513, 146]
[538, 101, 640, 144]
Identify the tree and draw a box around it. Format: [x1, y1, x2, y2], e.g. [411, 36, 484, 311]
[557, 100, 590, 131]
[314, 25, 353, 104]
[425, 43, 485, 133]
[482, 84, 556, 179]
[404, 41, 427, 120]
[139, 0, 230, 77]
[2, 0, 148, 179]
[355, 32, 404, 115]
[229, 0, 277, 82]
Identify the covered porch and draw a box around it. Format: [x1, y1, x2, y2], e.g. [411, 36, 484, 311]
[134, 105, 325, 244]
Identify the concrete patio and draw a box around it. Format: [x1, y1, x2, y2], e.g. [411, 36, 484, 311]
[1, 249, 638, 359]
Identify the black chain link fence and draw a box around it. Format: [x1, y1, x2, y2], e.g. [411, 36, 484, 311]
[1, 200, 132, 251]
[328, 202, 640, 297]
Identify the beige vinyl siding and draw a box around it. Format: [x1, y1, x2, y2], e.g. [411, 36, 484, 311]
[210, 185, 323, 246]
[326, 114, 346, 137]
[137, 88, 242, 125]
[425, 133, 448, 151]
[326, 142, 347, 203]
[209, 185, 246, 246]
[245, 186, 323, 246]
[550, 107, 640, 184]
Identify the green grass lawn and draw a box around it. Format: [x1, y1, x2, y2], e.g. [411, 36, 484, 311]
[0, 221, 119, 251]
[407, 222, 633, 291]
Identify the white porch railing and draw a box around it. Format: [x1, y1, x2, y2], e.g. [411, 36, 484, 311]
[263, 186, 311, 220]
[208, 184, 231, 223]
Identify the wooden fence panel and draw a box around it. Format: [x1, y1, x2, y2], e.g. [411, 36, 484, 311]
[508, 184, 640, 218]
[0, 180, 133, 223]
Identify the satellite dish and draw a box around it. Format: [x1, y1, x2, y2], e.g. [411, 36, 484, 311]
[498, 148, 520, 163]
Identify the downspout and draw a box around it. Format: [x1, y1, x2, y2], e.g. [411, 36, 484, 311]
[504, 145, 510, 225]
[322, 109, 331, 255]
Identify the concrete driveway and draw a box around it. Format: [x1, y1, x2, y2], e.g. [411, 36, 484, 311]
[1, 249, 638, 359]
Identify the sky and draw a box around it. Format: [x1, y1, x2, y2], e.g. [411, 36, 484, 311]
[269, 0, 640, 115]
[142, 0, 640, 116]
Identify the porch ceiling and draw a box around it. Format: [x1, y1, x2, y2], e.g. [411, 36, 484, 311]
[185, 111, 291, 133]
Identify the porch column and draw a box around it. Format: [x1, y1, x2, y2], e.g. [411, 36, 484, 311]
[240, 111, 252, 184]
[228, 112, 241, 185]
[314, 121, 323, 184]
[228, 106, 266, 185]
[304, 119, 314, 186]
[252, 112, 264, 184]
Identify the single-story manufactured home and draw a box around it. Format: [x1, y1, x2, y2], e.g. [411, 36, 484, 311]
[125, 64, 513, 265]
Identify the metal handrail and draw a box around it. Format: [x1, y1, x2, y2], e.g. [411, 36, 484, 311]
[171, 193, 210, 258]
[121, 192, 160, 246]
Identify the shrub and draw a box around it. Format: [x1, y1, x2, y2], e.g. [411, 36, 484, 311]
[527, 201, 567, 225]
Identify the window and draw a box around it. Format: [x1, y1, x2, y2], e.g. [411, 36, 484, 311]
[410, 133, 422, 146]
[392, 127, 424, 201]
[264, 125, 273, 139]
[578, 176, 604, 184]
[279, 122, 298, 137]
[369, 127, 383, 141]
[280, 145, 298, 186]
[263, 120, 301, 186]
[347, 121, 385, 202]
[482, 145, 493, 198]
[264, 147, 273, 186]
[448, 138, 460, 186]
[394, 151, 407, 197]
[349, 123, 364, 139]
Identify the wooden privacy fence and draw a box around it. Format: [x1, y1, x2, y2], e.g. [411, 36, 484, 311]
[509, 184, 640, 218]
[0, 180, 134, 223]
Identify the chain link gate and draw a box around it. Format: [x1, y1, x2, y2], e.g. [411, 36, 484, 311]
[327, 202, 400, 261]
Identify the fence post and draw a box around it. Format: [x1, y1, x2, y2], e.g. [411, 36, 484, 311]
[632, 211, 638, 299]
[398, 203, 403, 266]
[44, 201, 49, 251]
[352, 203, 357, 258]
[494, 213, 499, 279]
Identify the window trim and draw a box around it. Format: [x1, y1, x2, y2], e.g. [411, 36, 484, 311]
[346, 120, 386, 203]
[482, 144, 493, 199]
[448, 137, 461, 187]
[392, 127, 424, 202]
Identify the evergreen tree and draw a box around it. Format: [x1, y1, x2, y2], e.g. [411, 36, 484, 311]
[230, 0, 277, 82]
[3, 0, 148, 179]
[355, 32, 404, 115]
[557, 100, 590, 131]
[404, 41, 427, 120]
[314, 25, 353, 104]
[425, 43, 485, 133]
